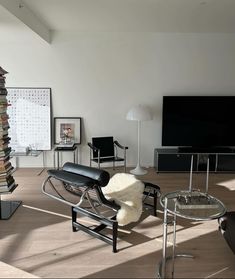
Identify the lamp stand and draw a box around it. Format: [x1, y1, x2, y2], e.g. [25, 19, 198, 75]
[130, 121, 147, 175]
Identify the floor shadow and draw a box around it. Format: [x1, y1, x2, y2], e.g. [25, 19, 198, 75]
[82, 229, 235, 278]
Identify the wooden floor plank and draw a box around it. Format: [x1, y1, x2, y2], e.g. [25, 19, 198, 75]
[0, 167, 235, 278]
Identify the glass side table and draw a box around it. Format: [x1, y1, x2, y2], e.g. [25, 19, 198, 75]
[157, 190, 226, 279]
[11, 150, 46, 175]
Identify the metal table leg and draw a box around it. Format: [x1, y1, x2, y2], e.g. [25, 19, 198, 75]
[157, 198, 194, 279]
[37, 151, 46, 176]
[57, 151, 60, 169]
[162, 198, 168, 278]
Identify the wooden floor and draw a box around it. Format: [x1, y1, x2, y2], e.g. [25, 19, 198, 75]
[0, 167, 235, 278]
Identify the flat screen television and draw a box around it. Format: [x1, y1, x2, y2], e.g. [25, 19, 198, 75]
[162, 96, 235, 150]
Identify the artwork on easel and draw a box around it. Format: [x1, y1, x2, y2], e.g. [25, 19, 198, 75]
[7, 87, 52, 151]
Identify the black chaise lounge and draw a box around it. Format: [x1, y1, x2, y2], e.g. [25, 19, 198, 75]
[42, 162, 160, 252]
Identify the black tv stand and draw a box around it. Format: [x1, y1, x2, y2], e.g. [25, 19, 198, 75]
[178, 147, 233, 153]
[154, 148, 235, 173]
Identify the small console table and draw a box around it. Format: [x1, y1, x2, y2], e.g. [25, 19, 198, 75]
[157, 190, 226, 278]
[54, 145, 78, 169]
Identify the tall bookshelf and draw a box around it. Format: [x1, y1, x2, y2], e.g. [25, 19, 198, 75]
[0, 67, 21, 219]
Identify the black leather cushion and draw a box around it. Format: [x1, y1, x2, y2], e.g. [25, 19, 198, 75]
[62, 162, 110, 187]
[48, 169, 95, 188]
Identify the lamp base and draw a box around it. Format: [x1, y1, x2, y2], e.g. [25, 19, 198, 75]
[130, 166, 148, 175]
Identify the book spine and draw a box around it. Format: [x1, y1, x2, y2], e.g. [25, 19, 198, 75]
[0, 67, 17, 194]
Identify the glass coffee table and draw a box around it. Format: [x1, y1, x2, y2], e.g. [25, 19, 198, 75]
[157, 190, 226, 279]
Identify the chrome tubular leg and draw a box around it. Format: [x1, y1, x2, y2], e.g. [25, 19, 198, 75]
[162, 197, 168, 279]
[86, 192, 100, 214]
[89, 148, 92, 167]
[98, 150, 100, 169]
[75, 187, 91, 207]
[172, 204, 177, 278]
[124, 149, 126, 173]
[53, 150, 56, 169]
[157, 197, 195, 279]
[57, 151, 60, 169]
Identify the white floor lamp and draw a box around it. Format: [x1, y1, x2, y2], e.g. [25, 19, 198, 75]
[126, 104, 152, 175]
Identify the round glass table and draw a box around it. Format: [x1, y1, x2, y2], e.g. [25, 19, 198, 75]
[157, 190, 226, 279]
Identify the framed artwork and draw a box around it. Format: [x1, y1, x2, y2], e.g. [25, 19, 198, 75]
[7, 87, 52, 151]
[54, 117, 81, 144]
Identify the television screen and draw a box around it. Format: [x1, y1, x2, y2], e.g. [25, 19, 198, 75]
[162, 96, 235, 148]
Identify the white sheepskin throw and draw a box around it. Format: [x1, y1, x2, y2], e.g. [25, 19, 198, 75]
[102, 173, 145, 226]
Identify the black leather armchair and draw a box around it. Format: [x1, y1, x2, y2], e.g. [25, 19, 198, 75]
[88, 136, 128, 172]
[218, 211, 235, 254]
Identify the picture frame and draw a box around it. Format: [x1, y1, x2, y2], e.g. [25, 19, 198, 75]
[54, 117, 81, 144]
[7, 87, 52, 151]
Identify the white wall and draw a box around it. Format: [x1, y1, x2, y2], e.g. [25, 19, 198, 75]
[2, 31, 235, 167]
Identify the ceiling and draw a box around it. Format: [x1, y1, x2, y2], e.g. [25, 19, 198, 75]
[22, 0, 235, 33]
[0, 4, 32, 42]
[1, 0, 235, 36]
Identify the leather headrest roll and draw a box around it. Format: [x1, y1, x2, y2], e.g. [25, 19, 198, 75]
[62, 162, 110, 187]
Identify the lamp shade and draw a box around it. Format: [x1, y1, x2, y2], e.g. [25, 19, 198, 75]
[126, 104, 152, 121]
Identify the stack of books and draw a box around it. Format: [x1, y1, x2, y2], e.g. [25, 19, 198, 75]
[0, 67, 15, 193]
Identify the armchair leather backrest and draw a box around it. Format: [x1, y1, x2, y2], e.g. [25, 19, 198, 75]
[92, 136, 114, 158]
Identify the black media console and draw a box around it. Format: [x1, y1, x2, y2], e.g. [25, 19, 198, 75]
[154, 148, 235, 173]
